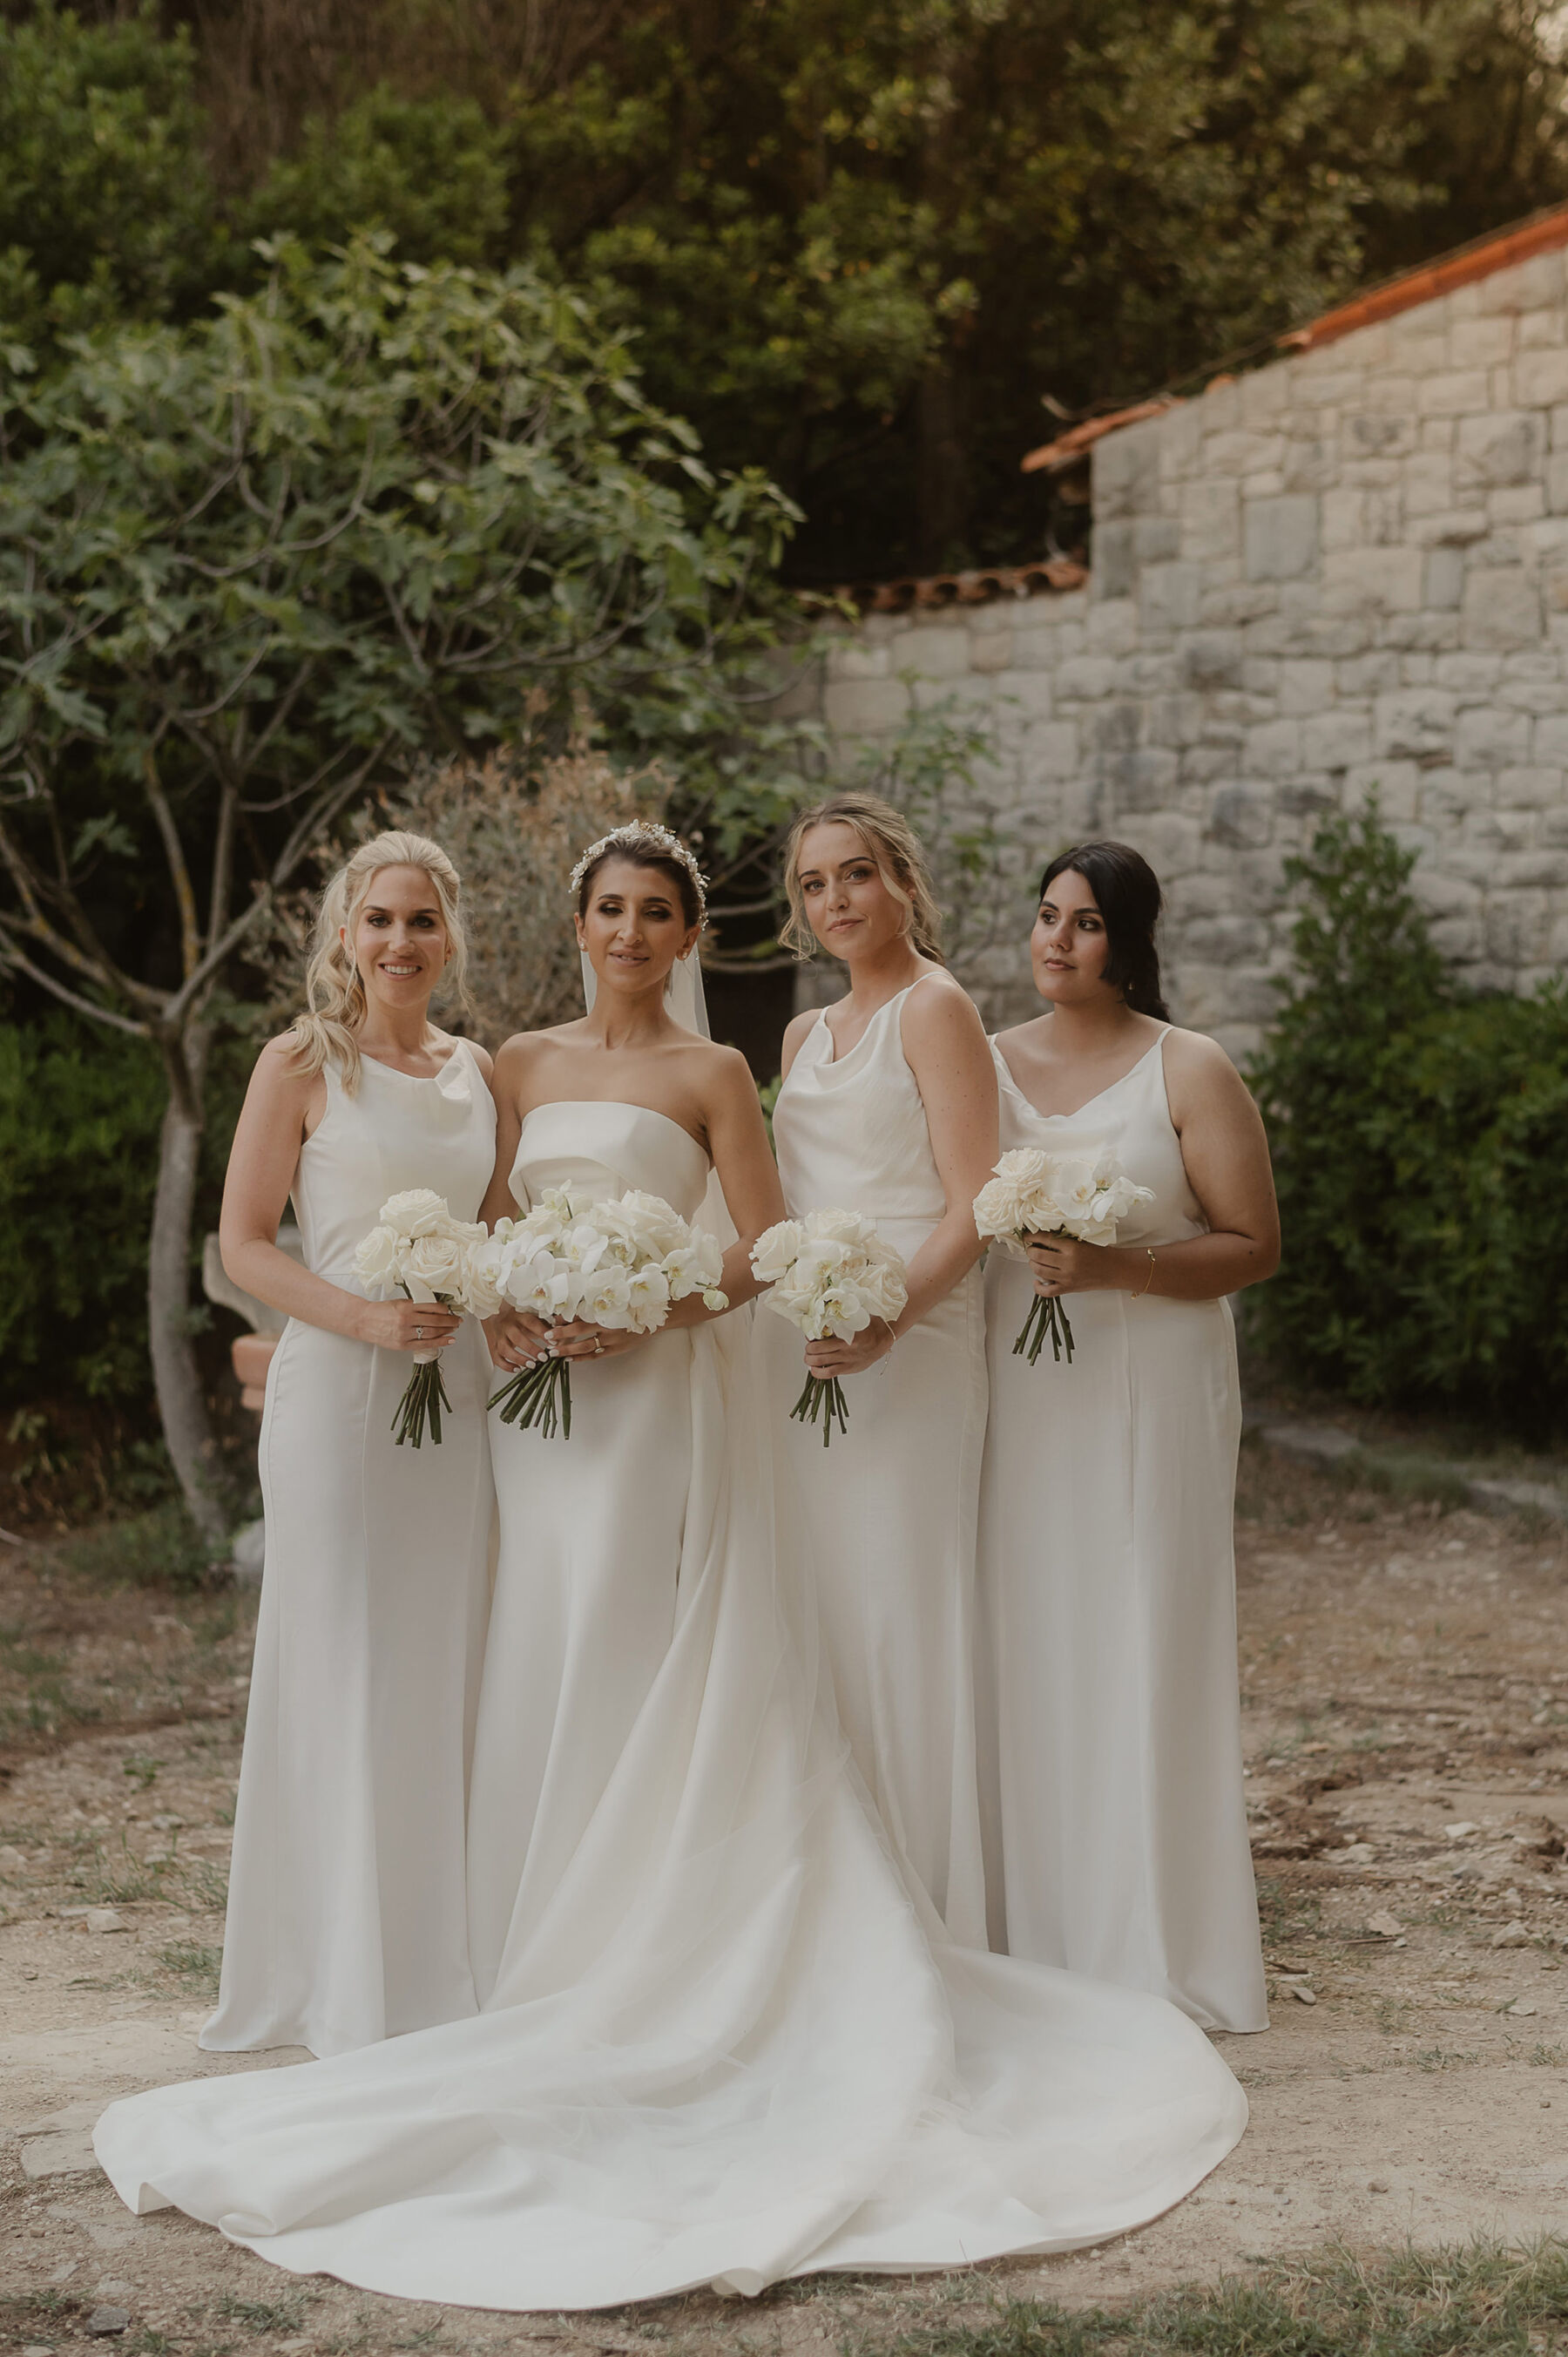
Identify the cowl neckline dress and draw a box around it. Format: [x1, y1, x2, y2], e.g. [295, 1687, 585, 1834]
[764, 979, 990, 1944]
[977, 1032, 1267, 2033]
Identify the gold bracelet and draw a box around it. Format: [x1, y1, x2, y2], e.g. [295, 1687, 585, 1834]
[1132, 1248, 1157, 1301]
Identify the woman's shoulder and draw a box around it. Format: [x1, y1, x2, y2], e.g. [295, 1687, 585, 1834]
[1158, 1023, 1240, 1080]
[255, 1027, 319, 1087]
[900, 965, 988, 1044]
[435, 1029, 492, 1081]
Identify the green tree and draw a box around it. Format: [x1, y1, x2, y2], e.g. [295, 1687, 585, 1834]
[247, 85, 513, 268]
[0, 234, 794, 1539]
[0, 1, 220, 349]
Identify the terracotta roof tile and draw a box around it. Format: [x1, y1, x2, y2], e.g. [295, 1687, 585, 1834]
[1020, 397, 1181, 476]
[835, 558, 1088, 613]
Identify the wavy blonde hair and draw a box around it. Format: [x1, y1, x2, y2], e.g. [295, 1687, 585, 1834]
[781, 791, 943, 962]
[287, 830, 470, 1091]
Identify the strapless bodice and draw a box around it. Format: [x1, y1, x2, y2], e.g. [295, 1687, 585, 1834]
[509, 1101, 712, 1222]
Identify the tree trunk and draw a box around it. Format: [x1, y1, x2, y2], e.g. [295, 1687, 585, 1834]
[148, 1019, 226, 1547]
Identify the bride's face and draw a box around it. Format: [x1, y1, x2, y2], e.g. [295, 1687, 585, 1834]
[1031, 868, 1116, 1006]
[576, 857, 700, 997]
[346, 864, 449, 1015]
[794, 823, 909, 964]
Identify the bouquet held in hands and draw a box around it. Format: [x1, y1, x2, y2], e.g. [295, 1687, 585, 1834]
[354, 1189, 498, 1447]
[481, 1188, 727, 1440]
[974, 1148, 1153, 1366]
[751, 1210, 909, 1446]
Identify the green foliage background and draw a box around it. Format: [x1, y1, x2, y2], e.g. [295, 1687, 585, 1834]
[7, 1, 1568, 576]
[0, 1013, 245, 1410]
[1250, 811, 1568, 1433]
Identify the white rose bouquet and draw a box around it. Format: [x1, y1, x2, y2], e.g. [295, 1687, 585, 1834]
[479, 1187, 727, 1440]
[973, 1147, 1154, 1366]
[750, 1209, 909, 1446]
[354, 1189, 497, 1447]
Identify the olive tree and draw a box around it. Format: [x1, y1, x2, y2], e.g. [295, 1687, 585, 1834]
[0, 234, 794, 1540]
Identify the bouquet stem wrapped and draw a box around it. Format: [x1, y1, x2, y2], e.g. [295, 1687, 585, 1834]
[973, 1148, 1154, 1371]
[479, 1186, 727, 1441]
[354, 1190, 497, 1448]
[751, 1210, 909, 1446]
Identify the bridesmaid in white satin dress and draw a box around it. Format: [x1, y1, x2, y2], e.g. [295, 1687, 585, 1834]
[978, 841, 1279, 2032]
[94, 823, 1248, 2309]
[765, 793, 998, 1943]
[205, 832, 496, 2057]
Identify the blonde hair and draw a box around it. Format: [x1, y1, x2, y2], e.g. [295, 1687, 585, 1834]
[287, 830, 470, 1091]
[781, 792, 943, 962]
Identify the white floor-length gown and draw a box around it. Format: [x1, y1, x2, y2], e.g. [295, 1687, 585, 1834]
[763, 978, 989, 1943]
[94, 1099, 1247, 2311]
[978, 1034, 1267, 2033]
[201, 1042, 496, 2059]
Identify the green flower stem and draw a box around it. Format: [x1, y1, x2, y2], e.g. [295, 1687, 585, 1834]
[1011, 1290, 1076, 1367]
[790, 1371, 850, 1446]
[488, 1351, 574, 1440]
[390, 1357, 453, 1447]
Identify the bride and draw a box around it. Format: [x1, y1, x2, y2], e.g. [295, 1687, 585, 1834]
[93, 822, 1247, 2313]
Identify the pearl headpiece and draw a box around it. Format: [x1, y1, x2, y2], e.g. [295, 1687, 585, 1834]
[569, 820, 708, 926]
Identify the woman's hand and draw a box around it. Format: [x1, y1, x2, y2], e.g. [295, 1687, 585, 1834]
[550, 1319, 652, 1363]
[1024, 1236, 1114, 1298]
[358, 1298, 463, 1353]
[804, 1318, 896, 1378]
[484, 1309, 551, 1371]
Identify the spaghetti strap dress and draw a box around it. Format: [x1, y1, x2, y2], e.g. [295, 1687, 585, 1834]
[977, 1032, 1267, 2032]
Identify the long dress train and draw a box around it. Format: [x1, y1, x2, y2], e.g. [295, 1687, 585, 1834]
[202, 1041, 495, 2059]
[977, 1035, 1267, 2032]
[94, 1099, 1247, 2311]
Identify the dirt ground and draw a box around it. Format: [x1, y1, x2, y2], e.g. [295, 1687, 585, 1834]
[1, 1440, 1565, 2354]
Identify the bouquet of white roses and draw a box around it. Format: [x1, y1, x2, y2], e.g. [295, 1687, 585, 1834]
[479, 1187, 727, 1440]
[354, 1189, 497, 1447]
[973, 1148, 1154, 1366]
[750, 1209, 909, 1446]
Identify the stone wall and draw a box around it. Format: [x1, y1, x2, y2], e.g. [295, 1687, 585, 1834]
[807, 243, 1568, 1058]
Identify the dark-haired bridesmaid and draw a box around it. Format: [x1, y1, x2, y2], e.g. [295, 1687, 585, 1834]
[977, 842, 1279, 2032]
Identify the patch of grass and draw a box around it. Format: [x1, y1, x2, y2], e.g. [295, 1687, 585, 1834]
[1255, 1877, 1324, 1949]
[216, 2288, 312, 2332]
[59, 1497, 224, 1593]
[853, 2238, 1568, 2357]
[1529, 2042, 1568, 2067]
[159, 1939, 222, 1996]
[1410, 2046, 1484, 2071]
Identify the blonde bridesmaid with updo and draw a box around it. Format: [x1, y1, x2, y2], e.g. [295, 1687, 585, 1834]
[206, 831, 497, 2059]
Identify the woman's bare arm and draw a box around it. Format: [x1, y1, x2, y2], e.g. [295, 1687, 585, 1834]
[1026, 1031, 1280, 1304]
[666, 1050, 788, 1324]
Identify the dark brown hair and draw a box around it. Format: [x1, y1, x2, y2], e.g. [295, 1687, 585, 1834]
[1037, 840, 1170, 1022]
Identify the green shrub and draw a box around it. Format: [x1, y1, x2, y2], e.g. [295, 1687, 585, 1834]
[1249, 809, 1568, 1434]
[0, 1013, 245, 1409]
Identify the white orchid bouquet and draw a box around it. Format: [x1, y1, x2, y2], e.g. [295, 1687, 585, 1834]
[974, 1148, 1154, 1366]
[354, 1189, 498, 1447]
[751, 1209, 909, 1446]
[480, 1187, 727, 1440]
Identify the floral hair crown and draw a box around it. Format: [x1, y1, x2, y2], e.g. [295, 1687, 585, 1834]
[569, 820, 708, 925]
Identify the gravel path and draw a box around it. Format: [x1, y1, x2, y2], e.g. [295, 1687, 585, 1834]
[2, 1442, 1565, 2352]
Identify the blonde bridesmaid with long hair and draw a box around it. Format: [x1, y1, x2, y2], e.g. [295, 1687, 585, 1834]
[762, 792, 998, 1943]
[206, 832, 497, 2058]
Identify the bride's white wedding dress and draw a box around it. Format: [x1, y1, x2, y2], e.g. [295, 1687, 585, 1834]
[95, 1101, 1246, 2312]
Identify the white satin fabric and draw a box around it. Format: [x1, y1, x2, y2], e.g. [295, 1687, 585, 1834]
[764, 978, 990, 1943]
[978, 1035, 1267, 2032]
[95, 1101, 1247, 2308]
[202, 1042, 496, 2058]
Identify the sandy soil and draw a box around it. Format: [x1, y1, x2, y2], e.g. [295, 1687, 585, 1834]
[2, 1442, 1565, 2353]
